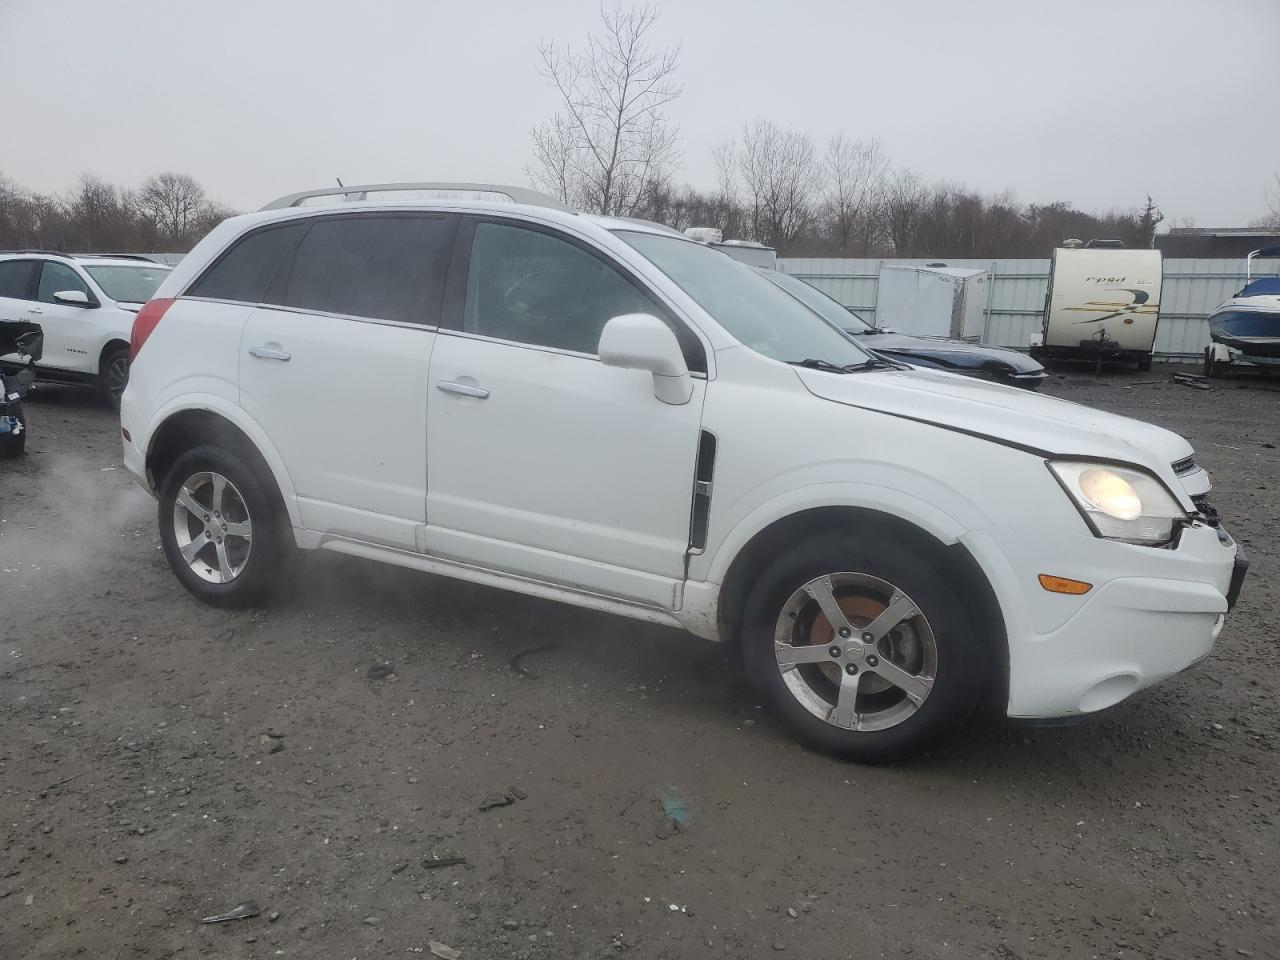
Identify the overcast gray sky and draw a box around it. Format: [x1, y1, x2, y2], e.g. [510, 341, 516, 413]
[3, 0, 1278, 226]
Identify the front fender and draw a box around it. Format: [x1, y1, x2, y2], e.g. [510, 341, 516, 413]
[694, 465, 991, 586]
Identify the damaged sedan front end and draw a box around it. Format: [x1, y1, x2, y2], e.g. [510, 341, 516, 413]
[1, 320, 44, 458]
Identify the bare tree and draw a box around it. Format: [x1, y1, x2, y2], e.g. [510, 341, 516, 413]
[1262, 173, 1280, 228]
[723, 119, 819, 248]
[527, 3, 682, 217]
[138, 172, 208, 244]
[820, 134, 887, 255]
[881, 169, 930, 255]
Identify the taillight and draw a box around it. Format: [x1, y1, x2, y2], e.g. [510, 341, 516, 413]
[130, 298, 175, 360]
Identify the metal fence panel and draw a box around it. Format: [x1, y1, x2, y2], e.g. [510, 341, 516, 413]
[779, 256, 1280, 360]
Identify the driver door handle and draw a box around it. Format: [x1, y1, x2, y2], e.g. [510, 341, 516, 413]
[27, 307, 43, 314]
[436, 380, 489, 399]
[249, 345, 291, 361]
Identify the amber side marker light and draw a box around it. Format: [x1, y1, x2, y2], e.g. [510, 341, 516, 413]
[1039, 574, 1093, 595]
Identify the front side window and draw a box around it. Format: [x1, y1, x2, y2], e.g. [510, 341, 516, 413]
[277, 214, 455, 324]
[84, 264, 171, 304]
[187, 223, 308, 304]
[616, 231, 873, 368]
[37, 261, 92, 304]
[463, 221, 664, 355]
[0, 260, 39, 300]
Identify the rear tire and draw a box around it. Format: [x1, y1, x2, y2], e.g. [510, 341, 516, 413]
[158, 445, 294, 608]
[98, 346, 130, 410]
[0, 397, 25, 458]
[1137, 354, 1153, 372]
[740, 530, 987, 763]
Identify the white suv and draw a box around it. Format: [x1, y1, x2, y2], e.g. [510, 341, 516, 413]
[0, 252, 171, 407]
[120, 183, 1246, 762]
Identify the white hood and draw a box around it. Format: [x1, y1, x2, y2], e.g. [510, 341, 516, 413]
[796, 367, 1194, 469]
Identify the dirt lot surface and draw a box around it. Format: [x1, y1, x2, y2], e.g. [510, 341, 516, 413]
[2, 366, 1278, 960]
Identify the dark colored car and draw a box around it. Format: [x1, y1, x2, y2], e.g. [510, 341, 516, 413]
[758, 268, 1047, 390]
[1, 319, 43, 458]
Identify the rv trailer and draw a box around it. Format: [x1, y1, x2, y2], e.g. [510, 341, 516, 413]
[1031, 243, 1163, 370]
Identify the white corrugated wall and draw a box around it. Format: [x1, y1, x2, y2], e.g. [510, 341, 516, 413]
[780, 256, 1280, 359]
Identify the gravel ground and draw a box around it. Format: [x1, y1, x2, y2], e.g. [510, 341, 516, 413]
[2, 365, 1278, 960]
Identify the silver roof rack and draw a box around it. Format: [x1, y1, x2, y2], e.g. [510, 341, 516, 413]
[260, 182, 576, 213]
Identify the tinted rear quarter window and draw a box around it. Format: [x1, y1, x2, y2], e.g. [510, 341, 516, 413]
[0, 260, 39, 300]
[187, 223, 307, 304]
[276, 214, 455, 324]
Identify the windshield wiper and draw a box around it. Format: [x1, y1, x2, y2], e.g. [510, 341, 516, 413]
[787, 357, 889, 374]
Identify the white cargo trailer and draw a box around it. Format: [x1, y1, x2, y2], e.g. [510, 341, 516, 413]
[875, 265, 990, 340]
[1031, 246, 1163, 370]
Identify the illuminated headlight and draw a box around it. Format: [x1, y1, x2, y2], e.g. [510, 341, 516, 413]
[1048, 461, 1186, 545]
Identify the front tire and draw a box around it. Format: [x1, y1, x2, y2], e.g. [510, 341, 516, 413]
[158, 445, 294, 608]
[740, 530, 987, 762]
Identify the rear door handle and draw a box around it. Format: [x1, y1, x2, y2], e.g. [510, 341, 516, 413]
[435, 380, 489, 399]
[249, 345, 291, 361]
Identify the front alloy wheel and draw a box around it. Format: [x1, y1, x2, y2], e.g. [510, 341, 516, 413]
[774, 573, 937, 732]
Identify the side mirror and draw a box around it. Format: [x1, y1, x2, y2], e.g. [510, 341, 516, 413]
[54, 289, 93, 307]
[598, 313, 693, 405]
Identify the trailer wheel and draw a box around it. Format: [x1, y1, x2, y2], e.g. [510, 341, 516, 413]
[1203, 347, 1228, 379]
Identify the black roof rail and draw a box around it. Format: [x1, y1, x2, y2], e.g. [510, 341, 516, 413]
[0, 249, 72, 257]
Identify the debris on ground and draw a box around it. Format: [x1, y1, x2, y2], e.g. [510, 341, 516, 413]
[367, 661, 396, 681]
[1172, 372, 1210, 390]
[657, 791, 691, 836]
[423, 854, 467, 869]
[429, 941, 461, 960]
[200, 900, 260, 924]
[479, 787, 527, 811]
[508, 644, 561, 679]
[661, 794, 690, 826]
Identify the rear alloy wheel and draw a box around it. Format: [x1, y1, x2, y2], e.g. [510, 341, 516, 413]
[159, 445, 293, 608]
[172, 471, 255, 585]
[741, 532, 986, 762]
[99, 346, 130, 410]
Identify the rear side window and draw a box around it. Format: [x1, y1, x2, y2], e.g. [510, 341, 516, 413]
[188, 223, 307, 304]
[0, 260, 39, 300]
[37, 261, 91, 303]
[275, 214, 455, 325]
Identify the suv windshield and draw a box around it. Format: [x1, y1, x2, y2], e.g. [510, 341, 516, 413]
[84, 264, 171, 303]
[615, 231, 873, 367]
[758, 268, 874, 333]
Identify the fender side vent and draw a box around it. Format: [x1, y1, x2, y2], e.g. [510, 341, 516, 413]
[689, 430, 717, 552]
